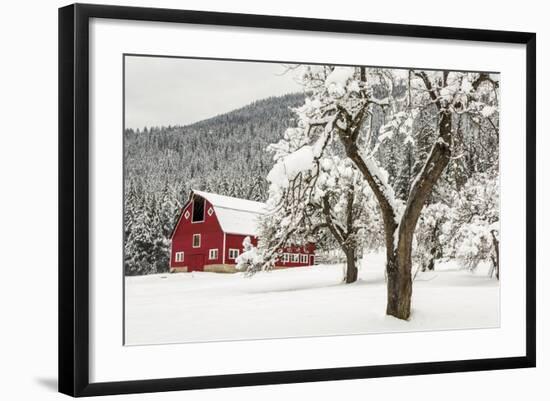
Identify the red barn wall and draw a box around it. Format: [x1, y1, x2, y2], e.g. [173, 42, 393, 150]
[170, 198, 224, 271]
[225, 234, 315, 268]
[274, 243, 316, 268]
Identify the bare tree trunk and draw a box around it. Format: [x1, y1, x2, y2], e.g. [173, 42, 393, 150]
[423, 242, 438, 272]
[490, 229, 499, 280]
[385, 250, 413, 319]
[321, 195, 359, 284]
[427, 254, 435, 271]
[381, 111, 453, 320]
[345, 248, 358, 284]
[386, 112, 452, 319]
[426, 223, 439, 271]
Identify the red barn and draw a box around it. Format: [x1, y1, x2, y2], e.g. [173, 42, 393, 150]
[170, 190, 316, 273]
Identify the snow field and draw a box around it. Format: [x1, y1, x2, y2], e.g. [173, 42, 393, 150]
[125, 253, 499, 345]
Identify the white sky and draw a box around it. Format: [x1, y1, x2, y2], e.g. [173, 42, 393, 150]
[124, 56, 303, 129]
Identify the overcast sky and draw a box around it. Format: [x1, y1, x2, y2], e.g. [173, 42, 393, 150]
[124, 56, 303, 129]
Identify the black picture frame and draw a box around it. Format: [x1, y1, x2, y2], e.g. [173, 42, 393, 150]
[58, 3, 536, 397]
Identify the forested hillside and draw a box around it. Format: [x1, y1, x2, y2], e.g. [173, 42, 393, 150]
[124, 93, 305, 275]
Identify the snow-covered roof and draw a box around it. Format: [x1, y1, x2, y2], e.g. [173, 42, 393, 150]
[192, 190, 266, 236]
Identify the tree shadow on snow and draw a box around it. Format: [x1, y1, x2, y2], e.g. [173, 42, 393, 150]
[244, 277, 380, 294]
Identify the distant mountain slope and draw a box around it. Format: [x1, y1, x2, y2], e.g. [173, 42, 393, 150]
[125, 92, 305, 201]
[123, 92, 305, 274]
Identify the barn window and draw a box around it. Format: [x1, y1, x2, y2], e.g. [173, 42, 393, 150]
[282, 253, 290, 263]
[228, 249, 239, 259]
[192, 234, 201, 248]
[291, 254, 299, 263]
[192, 196, 205, 222]
[209, 249, 218, 260]
[300, 254, 308, 263]
[207, 207, 214, 216]
[175, 252, 184, 262]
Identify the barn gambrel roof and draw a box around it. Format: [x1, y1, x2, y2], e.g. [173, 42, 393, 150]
[178, 190, 267, 236]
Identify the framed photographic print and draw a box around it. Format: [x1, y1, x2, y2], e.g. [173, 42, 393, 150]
[58, 3, 536, 397]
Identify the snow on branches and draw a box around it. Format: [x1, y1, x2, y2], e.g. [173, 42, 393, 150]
[244, 89, 382, 280]
[412, 169, 500, 278]
[235, 236, 263, 274]
[325, 66, 357, 98]
[451, 170, 500, 277]
[244, 63, 500, 315]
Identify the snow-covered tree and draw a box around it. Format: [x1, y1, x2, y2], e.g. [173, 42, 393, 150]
[413, 202, 453, 272]
[451, 169, 499, 278]
[245, 117, 381, 283]
[254, 65, 499, 319]
[124, 193, 156, 275]
[235, 236, 263, 273]
[311, 156, 380, 283]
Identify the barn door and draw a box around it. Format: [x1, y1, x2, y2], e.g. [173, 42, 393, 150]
[309, 255, 315, 266]
[188, 254, 205, 272]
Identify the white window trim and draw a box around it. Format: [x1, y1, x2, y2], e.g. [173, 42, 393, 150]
[228, 248, 239, 260]
[209, 249, 218, 260]
[300, 254, 308, 263]
[282, 253, 290, 263]
[192, 234, 201, 248]
[291, 253, 299, 263]
[175, 251, 184, 262]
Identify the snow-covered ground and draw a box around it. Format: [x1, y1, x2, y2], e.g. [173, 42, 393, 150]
[124, 253, 499, 345]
